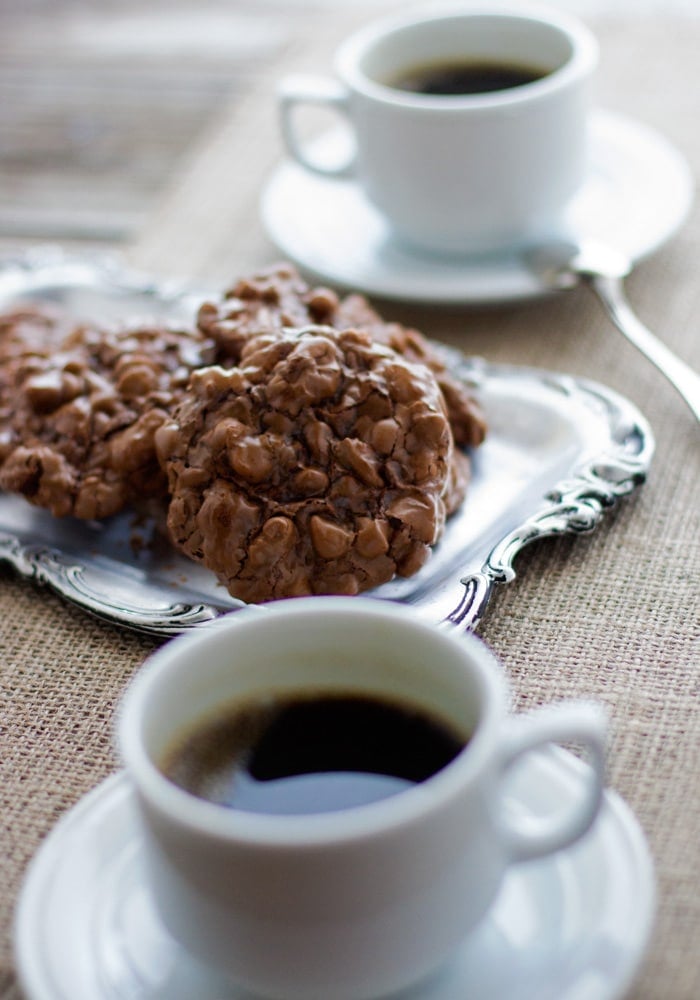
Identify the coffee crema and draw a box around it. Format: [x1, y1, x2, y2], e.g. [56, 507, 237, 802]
[388, 58, 549, 96]
[160, 691, 467, 816]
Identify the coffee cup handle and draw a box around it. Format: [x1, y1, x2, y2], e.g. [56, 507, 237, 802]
[278, 74, 356, 178]
[498, 702, 607, 862]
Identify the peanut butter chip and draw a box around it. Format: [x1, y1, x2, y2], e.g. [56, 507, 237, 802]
[355, 517, 390, 558]
[334, 438, 384, 487]
[228, 438, 274, 483]
[387, 493, 440, 545]
[116, 362, 159, 398]
[23, 371, 71, 413]
[310, 515, 354, 559]
[371, 418, 401, 455]
[294, 468, 329, 496]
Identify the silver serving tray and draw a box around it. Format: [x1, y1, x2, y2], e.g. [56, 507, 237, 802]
[0, 248, 654, 636]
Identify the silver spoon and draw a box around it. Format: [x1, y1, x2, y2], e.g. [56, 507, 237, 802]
[529, 239, 700, 424]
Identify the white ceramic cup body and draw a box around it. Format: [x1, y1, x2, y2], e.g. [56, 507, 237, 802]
[119, 598, 606, 1000]
[279, 6, 598, 255]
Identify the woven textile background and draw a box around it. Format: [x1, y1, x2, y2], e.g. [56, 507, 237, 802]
[0, 8, 698, 999]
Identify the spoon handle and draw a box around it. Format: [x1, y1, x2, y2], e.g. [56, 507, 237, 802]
[586, 272, 700, 424]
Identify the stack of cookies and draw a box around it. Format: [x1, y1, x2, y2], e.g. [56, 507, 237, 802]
[0, 266, 486, 601]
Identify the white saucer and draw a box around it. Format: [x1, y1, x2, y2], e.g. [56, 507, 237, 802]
[15, 747, 654, 1000]
[260, 109, 693, 304]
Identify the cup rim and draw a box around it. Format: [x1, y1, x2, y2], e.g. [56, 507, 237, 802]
[334, 4, 599, 110]
[118, 597, 508, 848]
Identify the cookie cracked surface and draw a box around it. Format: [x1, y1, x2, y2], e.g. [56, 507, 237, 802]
[197, 264, 487, 449]
[0, 306, 215, 519]
[157, 325, 469, 602]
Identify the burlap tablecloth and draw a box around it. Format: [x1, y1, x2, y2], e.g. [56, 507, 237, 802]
[1, 7, 698, 999]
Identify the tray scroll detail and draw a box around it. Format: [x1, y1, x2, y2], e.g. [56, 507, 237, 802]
[0, 532, 222, 634]
[444, 376, 652, 631]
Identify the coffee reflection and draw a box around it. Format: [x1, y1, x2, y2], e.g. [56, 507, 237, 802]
[161, 690, 467, 816]
[388, 59, 549, 96]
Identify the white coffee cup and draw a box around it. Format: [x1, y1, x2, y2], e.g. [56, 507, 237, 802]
[119, 597, 606, 1000]
[279, 5, 598, 256]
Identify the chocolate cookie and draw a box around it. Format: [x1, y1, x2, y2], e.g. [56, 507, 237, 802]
[0, 307, 215, 519]
[156, 325, 469, 602]
[197, 264, 487, 448]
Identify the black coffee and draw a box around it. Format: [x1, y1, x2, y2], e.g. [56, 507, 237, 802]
[161, 691, 467, 816]
[390, 59, 549, 96]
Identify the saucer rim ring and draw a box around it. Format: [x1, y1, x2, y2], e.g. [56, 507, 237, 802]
[13, 746, 656, 1000]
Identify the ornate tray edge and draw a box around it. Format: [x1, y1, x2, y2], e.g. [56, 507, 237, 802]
[444, 358, 654, 631]
[0, 535, 228, 636]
